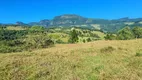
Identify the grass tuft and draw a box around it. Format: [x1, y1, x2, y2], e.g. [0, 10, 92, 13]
[136, 50, 142, 57]
[100, 46, 116, 53]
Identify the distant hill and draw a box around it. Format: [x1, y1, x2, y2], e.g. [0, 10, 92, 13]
[1, 14, 142, 32]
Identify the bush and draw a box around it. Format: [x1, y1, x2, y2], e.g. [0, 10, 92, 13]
[83, 39, 86, 43]
[0, 40, 24, 53]
[87, 38, 92, 42]
[24, 35, 54, 49]
[0, 26, 55, 53]
[0, 34, 54, 53]
[56, 39, 64, 44]
[104, 33, 116, 40]
[0, 30, 27, 40]
[100, 46, 116, 53]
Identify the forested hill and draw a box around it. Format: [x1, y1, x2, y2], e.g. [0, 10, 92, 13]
[1, 14, 142, 32]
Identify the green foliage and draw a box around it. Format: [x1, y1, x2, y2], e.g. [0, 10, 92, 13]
[69, 28, 79, 43]
[117, 27, 135, 40]
[68, 27, 103, 43]
[24, 34, 54, 49]
[83, 39, 86, 43]
[0, 25, 106, 53]
[104, 33, 116, 40]
[56, 39, 65, 44]
[29, 26, 45, 32]
[132, 27, 142, 38]
[0, 40, 25, 53]
[87, 38, 92, 42]
[0, 26, 54, 53]
[104, 26, 142, 40]
[4, 25, 142, 53]
[0, 30, 27, 41]
[0, 46, 22, 53]
[136, 50, 142, 57]
[90, 32, 100, 38]
[0, 29, 29, 53]
[0, 34, 54, 53]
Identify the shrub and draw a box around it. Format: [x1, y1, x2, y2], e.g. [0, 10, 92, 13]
[0, 46, 23, 53]
[104, 33, 116, 40]
[83, 39, 86, 43]
[87, 38, 92, 42]
[100, 46, 116, 53]
[90, 33, 100, 38]
[6, 40, 24, 46]
[56, 39, 64, 44]
[0, 34, 54, 53]
[0, 40, 24, 53]
[0, 30, 27, 40]
[24, 35, 54, 49]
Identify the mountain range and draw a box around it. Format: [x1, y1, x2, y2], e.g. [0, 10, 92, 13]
[1, 14, 142, 32]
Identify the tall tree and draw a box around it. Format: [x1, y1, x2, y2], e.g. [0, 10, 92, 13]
[69, 28, 79, 43]
[132, 27, 142, 38]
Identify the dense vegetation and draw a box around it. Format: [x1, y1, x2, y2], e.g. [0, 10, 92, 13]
[0, 25, 105, 53]
[0, 25, 142, 53]
[104, 26, 142, 40]
[0, 26, 54, 53]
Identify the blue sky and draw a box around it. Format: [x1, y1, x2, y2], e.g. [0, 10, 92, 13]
[0, 0, 142, 23]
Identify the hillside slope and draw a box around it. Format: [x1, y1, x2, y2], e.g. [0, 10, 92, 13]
[2, 14, 142, 32]
[0, 39, 142, 80]
[29, 15, 142, 32]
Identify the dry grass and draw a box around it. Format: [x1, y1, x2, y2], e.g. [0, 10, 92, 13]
[6, 26, 26, 30]
[92, 31, 105, 39]
[0, 39, 142, 80]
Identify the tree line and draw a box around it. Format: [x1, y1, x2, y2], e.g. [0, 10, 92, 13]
[0, 26, 54, 53]
[104, 26, 142, 40]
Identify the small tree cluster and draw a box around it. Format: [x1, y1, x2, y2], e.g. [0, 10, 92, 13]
[117, 27, 134, 40]
[0, 26, 54, 53]
[104, 26, 142, 40]
[69, 28, 79, 43]
[104, 33, 116, 40]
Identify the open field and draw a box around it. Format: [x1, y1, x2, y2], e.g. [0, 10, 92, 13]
[0, 39, 142, 80]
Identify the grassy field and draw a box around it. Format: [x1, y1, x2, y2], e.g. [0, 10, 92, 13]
[6, 26, 27, 30]
[47, 33, 69, 43]
[92, 31, 105, 39]
[0, 39, 142, 80]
